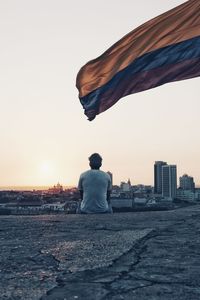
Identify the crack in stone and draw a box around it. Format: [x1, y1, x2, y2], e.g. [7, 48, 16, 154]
[40, 230, 156, 299]
[3, 207, 200, 300]
[99, 219, 200, 298]
[130, 275, 200, 288]
[100, 231, 158, 299]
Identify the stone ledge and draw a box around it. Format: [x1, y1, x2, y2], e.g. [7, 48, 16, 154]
[1, 205, 200, 299]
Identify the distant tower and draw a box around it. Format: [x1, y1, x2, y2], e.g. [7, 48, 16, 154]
[162, 165, 177, 199]
[154, 161, 167, 194]
[120, 181, 131, 192]
[180, 174, 195, 191]
[107, 171, 113, 185]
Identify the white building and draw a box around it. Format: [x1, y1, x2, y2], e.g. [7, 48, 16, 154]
[133, 198, 147, 205]
[179, 174, 195, 191]
[176, 189, 195, 202]
[42, 203, 65, 211]
[120, 179, 131, 192]
[111, 198, 133, 208]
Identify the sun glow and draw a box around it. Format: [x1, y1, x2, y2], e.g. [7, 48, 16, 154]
[40, 161, 53, 175]
[37, 161, 56, 184]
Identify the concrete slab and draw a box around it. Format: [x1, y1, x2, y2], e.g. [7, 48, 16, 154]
[1, 205, 200, 299]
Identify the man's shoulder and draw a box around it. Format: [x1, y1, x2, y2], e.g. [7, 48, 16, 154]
[99, 170, 108, 175]
[99, 170, 111, 180]
[80, 170, 92, 177]
[80, 170, 109, 177]
[80, 169, 110, 177]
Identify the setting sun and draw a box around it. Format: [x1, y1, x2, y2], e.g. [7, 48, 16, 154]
[40, 162, 53, 176]
[37, 161, 56, 185]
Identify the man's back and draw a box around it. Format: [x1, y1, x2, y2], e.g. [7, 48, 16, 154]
[78, 169, 112, 213]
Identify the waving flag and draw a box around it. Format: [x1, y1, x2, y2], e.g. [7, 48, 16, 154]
[76, 0, 200, 120]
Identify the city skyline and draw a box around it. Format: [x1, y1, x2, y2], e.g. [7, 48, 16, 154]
[0, 0, 199, 186]
[0, 161, 198, 190]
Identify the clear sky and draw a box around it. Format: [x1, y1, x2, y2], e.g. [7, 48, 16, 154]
[0, 0, 199, 187]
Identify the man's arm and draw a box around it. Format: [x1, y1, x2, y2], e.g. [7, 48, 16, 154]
[80, 190, 83, 200]
[107, 175, 112, 204]
[107, 190, 111, 204]
[78, 175, 83, 200]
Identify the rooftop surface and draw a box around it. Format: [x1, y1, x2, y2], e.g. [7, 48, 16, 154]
[1, 205, 200, 300]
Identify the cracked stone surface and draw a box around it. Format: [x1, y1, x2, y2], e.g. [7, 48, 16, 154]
[1, 205, 200, 299]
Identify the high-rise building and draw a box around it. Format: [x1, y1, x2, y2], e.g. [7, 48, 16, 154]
[107, 171, 113, 185]
[162, 165, 177, 199]
[179, 174, 195, 191]
[154, 161, 167, 194]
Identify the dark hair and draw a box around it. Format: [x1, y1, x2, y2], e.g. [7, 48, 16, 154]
[89, 153, 102, 169]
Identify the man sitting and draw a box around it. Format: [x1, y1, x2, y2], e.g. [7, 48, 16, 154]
[77, 153, 112, 214]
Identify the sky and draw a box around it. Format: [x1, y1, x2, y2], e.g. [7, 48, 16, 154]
[0, 0, 199, 187]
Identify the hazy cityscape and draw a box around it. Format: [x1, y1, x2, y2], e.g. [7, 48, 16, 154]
[0, 161, 199, 215]
[1, 1, 199, 298]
